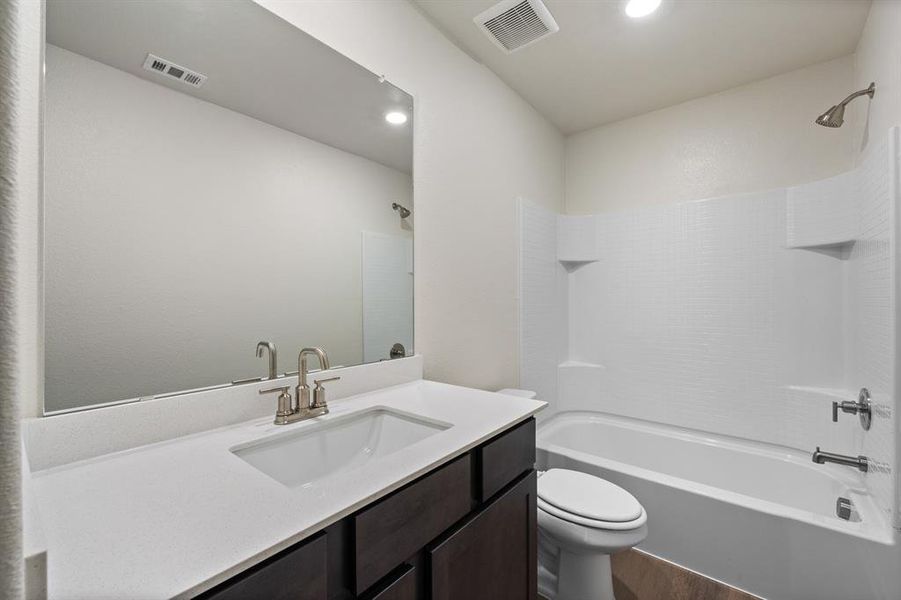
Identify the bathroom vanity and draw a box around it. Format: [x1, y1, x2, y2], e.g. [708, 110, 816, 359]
[23, 362, 545, 599]
[201, 417, 537, 600]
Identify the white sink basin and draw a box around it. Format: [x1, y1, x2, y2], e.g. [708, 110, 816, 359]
[231, 407, 451, 488]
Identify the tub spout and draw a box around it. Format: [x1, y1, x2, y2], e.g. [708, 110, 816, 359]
[812, 447, 868, 472]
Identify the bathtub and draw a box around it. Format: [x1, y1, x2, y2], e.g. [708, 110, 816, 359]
[536, 411, 900, 600]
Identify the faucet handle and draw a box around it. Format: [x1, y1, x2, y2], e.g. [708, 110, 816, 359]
[260, 385, 293, 423]
[312, 376, 340, 409]
[259, 385, 290, 395]
[831, 388, 872, 430]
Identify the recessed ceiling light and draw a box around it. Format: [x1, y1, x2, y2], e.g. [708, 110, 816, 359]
[385, 111, 408, 125]
[625, 0, 661, 18]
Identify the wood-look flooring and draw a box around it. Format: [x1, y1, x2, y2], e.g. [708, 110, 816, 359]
[540, 549, 760, 600]
[611, 550, 759, 600]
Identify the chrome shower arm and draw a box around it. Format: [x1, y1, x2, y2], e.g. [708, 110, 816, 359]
[838, 82, 875, 107]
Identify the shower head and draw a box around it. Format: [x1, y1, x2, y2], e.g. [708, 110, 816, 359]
[392, 202, 411, 219]
[815, 82, 875, 128]
[815, 104, 845, 128]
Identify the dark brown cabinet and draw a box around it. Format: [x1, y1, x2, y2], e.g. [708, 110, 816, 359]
[478, 418, 536, 501]
[354, 455, 472, 594]
[430, 472, 538, 600]
[195, 418, 536, 600]
[197, 533, 327, 600]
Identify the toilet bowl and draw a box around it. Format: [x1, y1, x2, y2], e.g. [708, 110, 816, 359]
[537, 469, 648, 600]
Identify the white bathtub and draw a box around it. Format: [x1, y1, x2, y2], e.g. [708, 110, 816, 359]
[537, 412, 900, 600]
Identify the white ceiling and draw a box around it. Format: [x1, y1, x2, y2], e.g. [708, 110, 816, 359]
[47, 0, 413, 173]
[414, 0, 871, 134]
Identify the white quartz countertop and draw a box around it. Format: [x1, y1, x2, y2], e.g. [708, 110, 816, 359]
[29, 380, 545, 599]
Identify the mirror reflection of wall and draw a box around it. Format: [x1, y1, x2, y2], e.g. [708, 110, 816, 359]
[362, 232, 414, 364]
[43, 0, 413, 413]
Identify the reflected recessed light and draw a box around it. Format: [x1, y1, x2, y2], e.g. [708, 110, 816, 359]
[625, 0, 661, 18]
[385, 111, 408, 125]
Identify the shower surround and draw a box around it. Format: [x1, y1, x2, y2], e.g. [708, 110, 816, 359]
[520, 128, 900, 597]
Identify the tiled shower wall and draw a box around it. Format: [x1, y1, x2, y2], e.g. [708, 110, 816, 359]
[520, 128, 899, 528]
[518, 201, 566, 415]
[848, 129, 898, 528]
[569, 191, 848, 448]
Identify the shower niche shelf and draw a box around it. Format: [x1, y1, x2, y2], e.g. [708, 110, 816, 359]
[559, 259, 598, 272]
[558, 215, 598, 270]
[786, 170, 859, 252]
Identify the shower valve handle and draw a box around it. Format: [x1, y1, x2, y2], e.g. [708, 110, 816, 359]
[830, 401, 852, 422]
[831, 388, 872, 431]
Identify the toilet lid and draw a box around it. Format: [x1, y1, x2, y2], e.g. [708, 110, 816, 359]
[538, 469, 642, 523]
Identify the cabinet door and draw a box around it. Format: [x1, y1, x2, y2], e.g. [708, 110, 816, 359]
[198, 533, 327, 600]
[429, 471, 537, 600]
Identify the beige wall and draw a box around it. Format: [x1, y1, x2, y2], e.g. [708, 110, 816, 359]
[255, 1, 566, 392]
[562, 2, 901, 212]
[15, 0, 42, 420]
[849, 0, 901, 163]
[565, 0, 901, 217]
[565, 56, 856, 214]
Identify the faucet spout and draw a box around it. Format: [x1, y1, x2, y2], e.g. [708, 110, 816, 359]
[297, 347, 330, 411]
[812, 447, 868, 472]
[255, 341, 278, 380]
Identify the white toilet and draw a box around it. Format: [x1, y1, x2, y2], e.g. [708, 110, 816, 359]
[537, 469, 648, 600]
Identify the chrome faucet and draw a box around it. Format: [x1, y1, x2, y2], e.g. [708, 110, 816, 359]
[259, 347, 339, 425]
[297, 347, 329, 412]
[255, 341, 278, 380]
[812, 447, 869, 472]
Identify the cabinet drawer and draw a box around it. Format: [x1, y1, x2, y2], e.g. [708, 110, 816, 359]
[478, 418, 535, 501]
[198, 533, 326, 600]
[361, 564, 417, 600]
[354, 455, 471, 594]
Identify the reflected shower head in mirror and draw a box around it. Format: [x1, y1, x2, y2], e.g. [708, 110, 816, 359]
[815, 82, 875, 128]
[392, 202, 411, 219]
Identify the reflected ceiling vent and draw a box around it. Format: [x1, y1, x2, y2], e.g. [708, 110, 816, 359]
[474, 0, 559, 54]
[141, 53, 207, 88]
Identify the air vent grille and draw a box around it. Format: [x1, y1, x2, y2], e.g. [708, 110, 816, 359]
[183, 72, 203, 86]
[141, 53, 207, 88]
[474, 0, 559, 53]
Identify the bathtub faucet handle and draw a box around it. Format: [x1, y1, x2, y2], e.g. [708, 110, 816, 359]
[831, 388, 872, 431]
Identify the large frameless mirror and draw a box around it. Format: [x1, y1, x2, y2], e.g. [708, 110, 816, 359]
[43, 0, 414, 413]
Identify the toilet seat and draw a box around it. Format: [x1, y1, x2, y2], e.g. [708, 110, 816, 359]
[538, 497, 647, 530]
[538, 469, 646, 530]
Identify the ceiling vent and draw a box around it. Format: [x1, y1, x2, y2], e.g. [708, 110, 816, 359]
[141, 53, 207, 88]
[474, 0, 559, 54]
